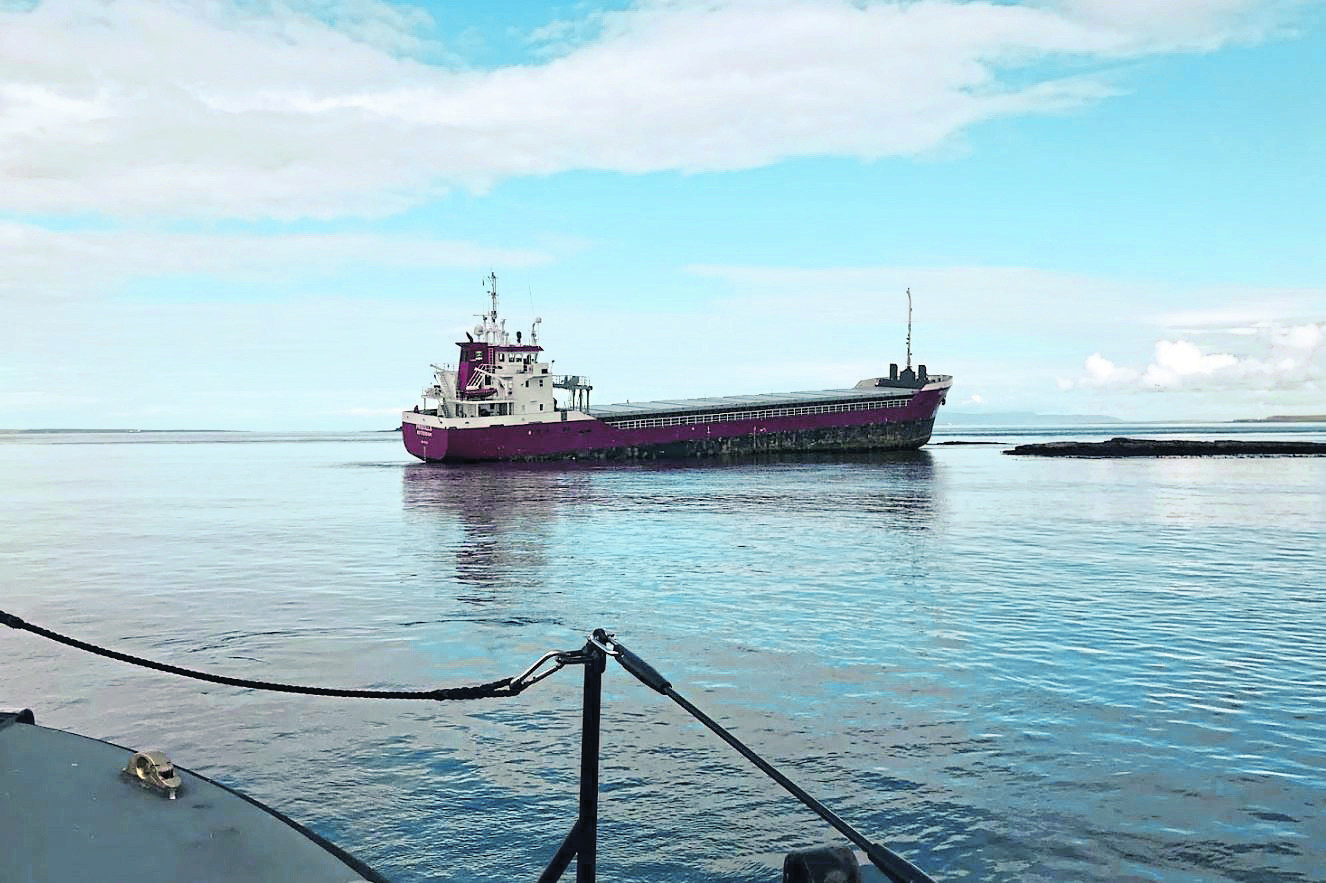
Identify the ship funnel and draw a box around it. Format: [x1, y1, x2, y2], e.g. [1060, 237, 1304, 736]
[889, 363, 898, 381]
[918, 364, 927, 382]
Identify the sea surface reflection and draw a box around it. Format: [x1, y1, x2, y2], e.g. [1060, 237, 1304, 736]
[402, 463, 592, 592]
[2, 433, 1322, 882]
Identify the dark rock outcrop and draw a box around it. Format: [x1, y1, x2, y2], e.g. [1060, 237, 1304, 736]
[1005, 437, 1326, 457]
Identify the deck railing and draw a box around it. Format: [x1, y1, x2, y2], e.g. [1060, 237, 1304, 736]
[601, 396, 908, 431]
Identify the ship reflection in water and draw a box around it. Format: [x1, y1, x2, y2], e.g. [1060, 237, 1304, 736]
[853, 450, 935, 530]
[401, 462, 590, 595]
[400, 451, 936, 601]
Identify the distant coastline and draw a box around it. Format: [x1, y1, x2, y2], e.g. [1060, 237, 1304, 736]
[7, 414, 1324, 435]
[938, 411, 1122, 426]
[0, 428, 237, 434]
[1232, 415, 1326, 423]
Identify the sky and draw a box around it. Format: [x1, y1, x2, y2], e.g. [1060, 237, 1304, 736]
[2, 0, 1323, 430]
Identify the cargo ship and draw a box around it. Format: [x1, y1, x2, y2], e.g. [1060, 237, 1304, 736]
[401, 274, 952, 463]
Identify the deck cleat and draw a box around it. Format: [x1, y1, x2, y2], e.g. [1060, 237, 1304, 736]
[123, 749, 183, 799]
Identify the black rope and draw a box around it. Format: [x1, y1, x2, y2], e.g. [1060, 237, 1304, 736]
[0, 609, 524, 700]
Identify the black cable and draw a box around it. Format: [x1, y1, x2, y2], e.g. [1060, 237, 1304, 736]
[1, 609, 523, 700]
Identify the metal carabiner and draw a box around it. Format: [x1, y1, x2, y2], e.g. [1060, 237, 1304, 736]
[509, 650, 568, 692]
[588, 629, 618, 657]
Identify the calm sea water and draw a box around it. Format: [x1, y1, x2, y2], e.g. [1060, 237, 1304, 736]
[2, 424, 1324, 882]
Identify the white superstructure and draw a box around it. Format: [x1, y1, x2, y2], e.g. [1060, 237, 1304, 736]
[409, 273, 591, 425]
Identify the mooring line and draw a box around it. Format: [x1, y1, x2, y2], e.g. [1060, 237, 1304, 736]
[0, 609, 542, 701]
[4, 609, 936, 881]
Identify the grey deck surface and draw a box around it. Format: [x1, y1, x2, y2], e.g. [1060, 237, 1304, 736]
[587, 384, 914, 418]
[0, 716, 380, 882]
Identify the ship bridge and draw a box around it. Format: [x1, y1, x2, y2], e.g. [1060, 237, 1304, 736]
[415, 272, 560, 421]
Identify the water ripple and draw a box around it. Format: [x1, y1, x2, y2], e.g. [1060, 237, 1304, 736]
[1, 433, 1323, 881]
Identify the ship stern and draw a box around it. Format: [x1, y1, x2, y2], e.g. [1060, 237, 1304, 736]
[401, 414, 447, 462]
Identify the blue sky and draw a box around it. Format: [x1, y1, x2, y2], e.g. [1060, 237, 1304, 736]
[2, 0, 1323, 430]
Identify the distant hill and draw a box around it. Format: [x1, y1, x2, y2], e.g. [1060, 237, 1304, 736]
[1, 428, 235, 434]
[1233, 415, 1326, 423]
[937, 411, 1123, 426]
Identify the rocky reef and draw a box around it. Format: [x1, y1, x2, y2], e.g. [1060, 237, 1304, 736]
[1005, 437, 1326, 457]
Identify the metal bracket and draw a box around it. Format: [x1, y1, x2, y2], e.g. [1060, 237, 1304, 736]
[122, 749, 182, 800]
[508, 647, 599, 694]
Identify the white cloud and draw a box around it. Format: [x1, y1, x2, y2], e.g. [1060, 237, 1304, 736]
[1048, 0, 1295, 50]
[0, 221, 551, 302]
[1141, 339, 1240, 387]
[1074, 322, 1326, 392]
[1150, 291, 1325, 329]
[1083, 351, 1139, 385]
[0, 0, 1303, 220]
[1274, 321, 1323, 351]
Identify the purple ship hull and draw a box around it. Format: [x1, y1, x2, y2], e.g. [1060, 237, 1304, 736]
[403, 385, 947, 463]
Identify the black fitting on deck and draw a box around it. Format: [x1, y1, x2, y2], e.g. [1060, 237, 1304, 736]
[608, 641, 671, 695]
[594, 630, 937, 883]
[538, 636, 607, 883]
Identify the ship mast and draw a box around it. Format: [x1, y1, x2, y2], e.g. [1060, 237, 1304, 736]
[905, 287, 913, 371]
[473, 271, 509, 344]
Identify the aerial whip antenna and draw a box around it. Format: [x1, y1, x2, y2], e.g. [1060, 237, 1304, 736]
[905, 288, 913, 371]
[528, 285, 543, 347]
